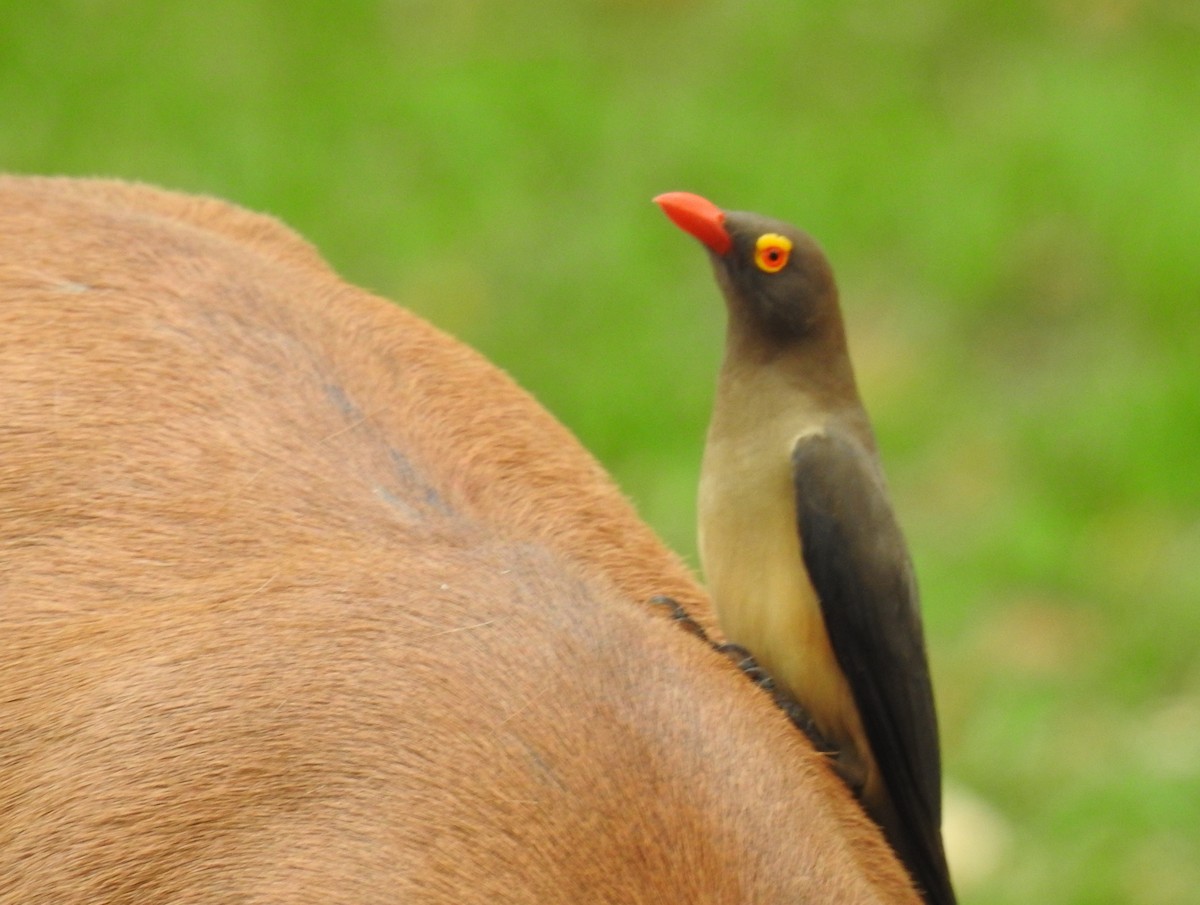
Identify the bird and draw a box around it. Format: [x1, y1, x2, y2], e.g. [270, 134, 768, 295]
[654, 191, 956, 905]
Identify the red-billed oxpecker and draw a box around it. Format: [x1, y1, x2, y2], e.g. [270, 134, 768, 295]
[655, 191, 956, 905]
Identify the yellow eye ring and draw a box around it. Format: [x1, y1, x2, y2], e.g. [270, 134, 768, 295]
[754, 233, 792, 273]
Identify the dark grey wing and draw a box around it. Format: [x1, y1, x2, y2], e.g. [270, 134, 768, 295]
[792, 430, 955, 905]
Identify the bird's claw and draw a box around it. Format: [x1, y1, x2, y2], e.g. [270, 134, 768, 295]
[717, 646, 833, 754]
[648, 595, 713, 642]
[714, 643, 773, 685]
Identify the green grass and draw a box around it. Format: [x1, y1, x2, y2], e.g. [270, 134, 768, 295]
[4, 2, 1198, 901]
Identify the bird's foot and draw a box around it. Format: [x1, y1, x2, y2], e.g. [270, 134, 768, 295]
[649, 596, 837, 757]
[713, 642, 775, 687]
[773, 695, 837, 756]
[715, 645, 835, 753]
[648, 595, 713, 643]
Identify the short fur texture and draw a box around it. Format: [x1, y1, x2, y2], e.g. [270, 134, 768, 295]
[0, 176, 919, 904]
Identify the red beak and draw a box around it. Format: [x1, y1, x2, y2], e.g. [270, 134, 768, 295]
[654, 192, 732, 256]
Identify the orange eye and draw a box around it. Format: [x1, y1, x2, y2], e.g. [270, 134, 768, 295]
[754, 233, 792, 273]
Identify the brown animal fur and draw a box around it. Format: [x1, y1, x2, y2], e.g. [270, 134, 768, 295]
[0, 176, 920, 904]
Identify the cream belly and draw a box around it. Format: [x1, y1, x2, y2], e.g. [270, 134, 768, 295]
[698, 394, 873, 788]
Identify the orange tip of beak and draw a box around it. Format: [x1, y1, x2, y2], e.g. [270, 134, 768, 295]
[654, 191, 732, 256]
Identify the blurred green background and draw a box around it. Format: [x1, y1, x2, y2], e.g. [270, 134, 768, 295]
[4, 1, 1197, 901]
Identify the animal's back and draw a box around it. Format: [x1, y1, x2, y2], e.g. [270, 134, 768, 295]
[0, 176, 919, 904]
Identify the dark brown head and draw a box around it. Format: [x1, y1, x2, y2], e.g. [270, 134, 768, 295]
[655, 192, 845, 355]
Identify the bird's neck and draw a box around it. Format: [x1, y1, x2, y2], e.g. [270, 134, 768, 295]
[719, 314, 864, 419]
